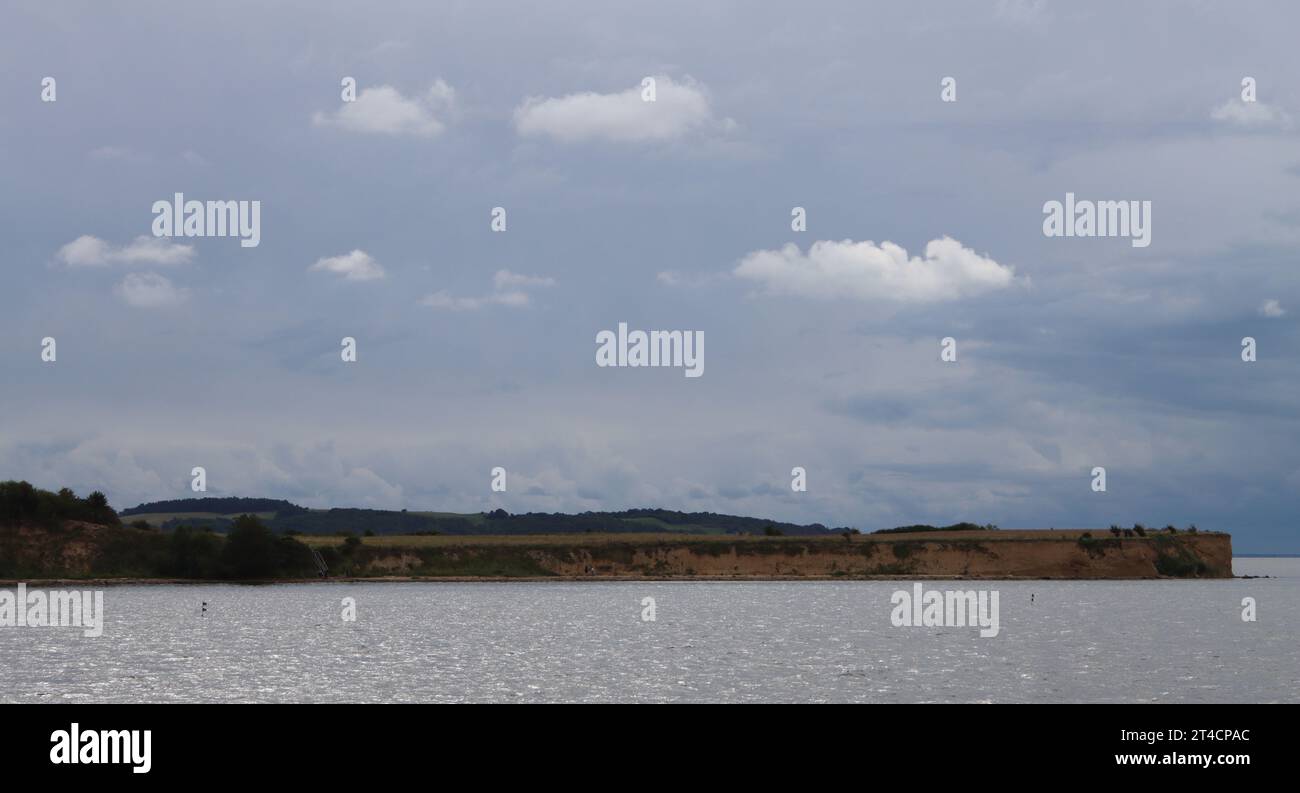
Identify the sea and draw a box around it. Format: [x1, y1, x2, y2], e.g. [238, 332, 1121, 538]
[1, 558, 1295, 703]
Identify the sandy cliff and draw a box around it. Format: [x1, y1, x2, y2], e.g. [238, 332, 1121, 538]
[345, 530, 1233, 579]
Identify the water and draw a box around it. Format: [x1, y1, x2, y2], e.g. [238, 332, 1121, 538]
[2, 558, 1296, 703]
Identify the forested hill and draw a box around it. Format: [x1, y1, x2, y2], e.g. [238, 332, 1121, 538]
[119, 497, 309, 517]
[119, 498, 849, 536]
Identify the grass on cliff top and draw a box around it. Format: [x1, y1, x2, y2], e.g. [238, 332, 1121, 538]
[294, 529, 1216, 549]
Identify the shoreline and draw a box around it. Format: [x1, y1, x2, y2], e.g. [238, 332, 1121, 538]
[3, 527, 1236, 581]
[0, 572, 1258, 586]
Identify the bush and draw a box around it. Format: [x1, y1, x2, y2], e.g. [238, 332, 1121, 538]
[221, 514, 316, 579]
[167, 526, 223, 578]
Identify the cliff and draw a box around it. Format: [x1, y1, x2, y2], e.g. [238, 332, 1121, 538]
[0, 523, 1233, 581]
[321, 529, 1234, 580]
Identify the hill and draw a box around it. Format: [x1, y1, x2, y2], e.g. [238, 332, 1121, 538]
[120, 498, 852, 537]
[1, 484, 1234, 581]
[119, 497, 308, 518]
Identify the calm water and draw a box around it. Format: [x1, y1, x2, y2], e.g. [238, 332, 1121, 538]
[2, 558, 1297, 703]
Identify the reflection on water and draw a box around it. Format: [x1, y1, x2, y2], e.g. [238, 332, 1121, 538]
[1, 558, 1296, 703]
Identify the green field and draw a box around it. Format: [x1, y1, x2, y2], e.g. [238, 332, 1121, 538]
[294, 529, 1162, 550]
[125, 511, 278, 526]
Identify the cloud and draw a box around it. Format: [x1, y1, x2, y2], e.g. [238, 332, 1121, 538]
[1260, 299, 1286, 318]
[312, 81, 456, 137]
[420, 290, 530, 310]
[309, 249, 386, 281]
[734, 236, 1016, 303]
[114, 272, 190, 308]
[513, 75, 730, 143]
[1211, 99, 1293, 129]
[493, 270, 555, 290]
[422, 269, 553, 311]
[56, 235, 194, 267]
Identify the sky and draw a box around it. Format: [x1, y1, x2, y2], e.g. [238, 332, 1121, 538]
[0, 1, 1297, 552]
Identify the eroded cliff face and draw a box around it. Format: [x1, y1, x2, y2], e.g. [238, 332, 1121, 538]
[351, 532, 1233, 579]
[0, 521, 116, 578]
[0, 523, 1233, 580]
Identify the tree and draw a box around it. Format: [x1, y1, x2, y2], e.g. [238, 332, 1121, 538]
[222, 514, 280, 579]
[169, 525, 221, 578]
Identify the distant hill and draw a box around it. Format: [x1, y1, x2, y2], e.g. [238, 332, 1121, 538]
[120, 498, 851, 536]
[120, 497, 309, 517]
[872, 522, 996, 534]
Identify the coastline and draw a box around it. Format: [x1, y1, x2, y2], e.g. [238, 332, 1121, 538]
[2, 527, 1235, 582]
[3, 571, 1251, 587]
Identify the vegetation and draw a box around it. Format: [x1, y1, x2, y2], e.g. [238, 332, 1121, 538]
[873, 522, 996, 534]
[124, 499, 856, 537]
[1152, 534, 1211, 577]
[0, 483, 317, 580]
[0, 481, 120, 528]
[3, 482, 1229, 580]
[118, 497, 309, 518]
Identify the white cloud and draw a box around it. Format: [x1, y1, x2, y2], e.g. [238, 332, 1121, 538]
[57, 235, 194, 267]
[309, 249, 386, 281]
[1260, 299, 1286, 318]
[114, 272, 190, 308]
[513, 75, 730, 143]
[1211, 99, 1293, 129]
[734, 236, 1016, 303]
[493, 269, 555, 290]
[657, 269, 721, 288]
[421, 269, 553, 311]
[420, 290, 531, 311]
[312, 81, 456, 137]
